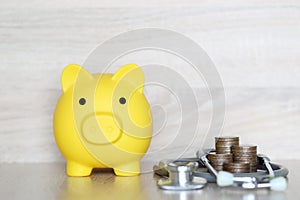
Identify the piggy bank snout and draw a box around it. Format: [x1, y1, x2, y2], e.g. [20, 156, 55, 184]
[82, 113, 122, 145]
[98, 114, 123, 137]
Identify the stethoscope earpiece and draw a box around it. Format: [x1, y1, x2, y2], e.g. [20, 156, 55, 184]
[216, 171, 234, 187]
[270, 177, 287, 191]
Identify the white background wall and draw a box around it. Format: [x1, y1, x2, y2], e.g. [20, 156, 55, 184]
[1, 0, 300, 164]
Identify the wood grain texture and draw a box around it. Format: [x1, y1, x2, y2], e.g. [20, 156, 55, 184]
[0, 0, 300, 163]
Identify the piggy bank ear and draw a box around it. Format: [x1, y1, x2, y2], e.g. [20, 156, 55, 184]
[61, 64, 92, 92]
[112, 64, 145, 93]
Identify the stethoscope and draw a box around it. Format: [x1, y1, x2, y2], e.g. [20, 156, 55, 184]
[153, 150, 288, 191]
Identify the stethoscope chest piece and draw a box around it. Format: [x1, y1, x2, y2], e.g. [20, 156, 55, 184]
[157, 161, 207, 190]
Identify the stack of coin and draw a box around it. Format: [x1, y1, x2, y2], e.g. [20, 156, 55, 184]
[207, 152, 233, 171]
[223, 162, 250, 173]
[215, 137, 239, 154]
[231, 145, 257, 172]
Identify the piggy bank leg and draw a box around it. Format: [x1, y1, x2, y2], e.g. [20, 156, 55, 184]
[113, 162, 140, 176]
[66, 161, 93, 177]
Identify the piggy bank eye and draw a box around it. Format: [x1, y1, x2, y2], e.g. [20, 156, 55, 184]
[119, 97, 126, 105]
[79, 98, 86, 105]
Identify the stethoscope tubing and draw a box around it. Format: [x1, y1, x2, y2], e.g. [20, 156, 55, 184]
[157, 157, 289, 183]
[193, 163, 289, 183]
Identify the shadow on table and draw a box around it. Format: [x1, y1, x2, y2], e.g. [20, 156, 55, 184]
[58, 169, 144, 200]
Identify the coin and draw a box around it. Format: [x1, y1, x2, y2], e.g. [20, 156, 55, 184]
[234, 156, 257, 161]
[215, 149, 232, 154]
[215, 136, 239, 154]
[232, 145, 257, 172]
[223, 162, 249, 168]
[231, 144, 257, 152]
[207, 152, 232, 159]
[223, 162, 250, 173]
[207, 152, 233, 171]
[223, 168, 250, 173]
[215, 136, 239, 142]
[212, 165, 224, 171]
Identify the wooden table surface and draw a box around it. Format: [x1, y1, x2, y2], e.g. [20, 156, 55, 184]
[0, 160, 298, 200]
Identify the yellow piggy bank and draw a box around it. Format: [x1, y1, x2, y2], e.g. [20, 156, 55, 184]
[53, 64, 153, 177]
